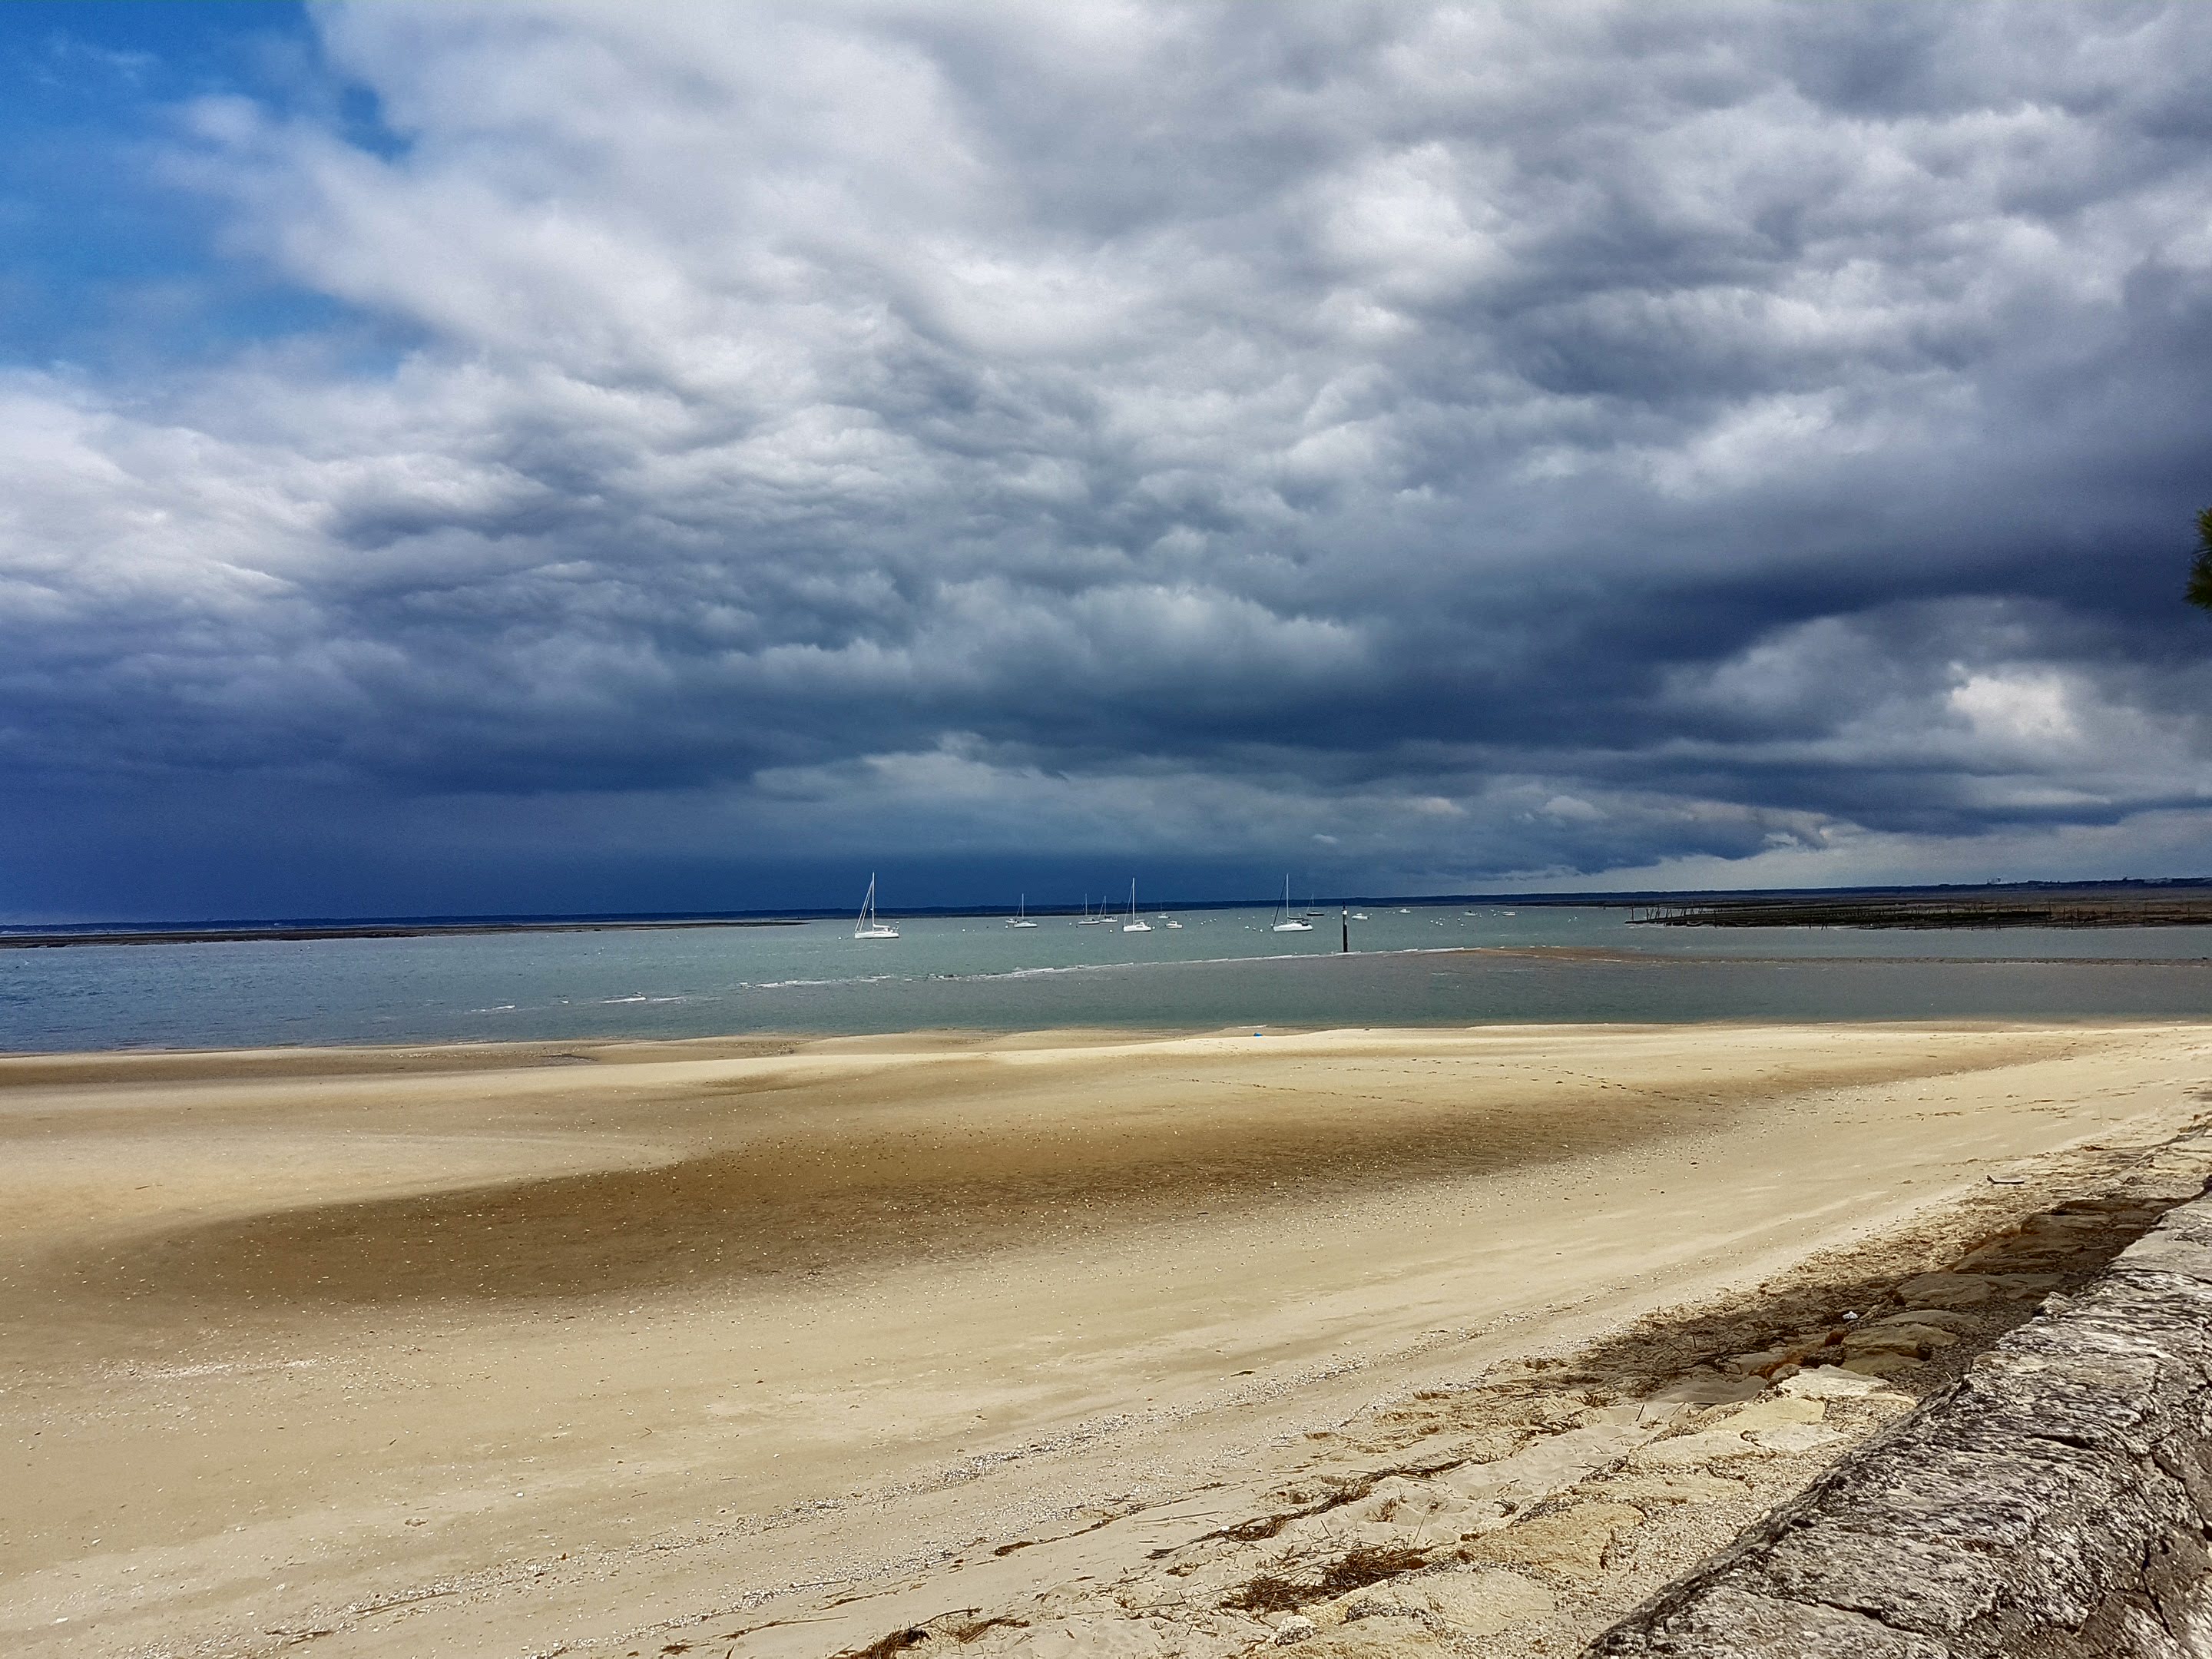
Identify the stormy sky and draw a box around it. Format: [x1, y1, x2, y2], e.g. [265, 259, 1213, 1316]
[6, 1, 2212, 920]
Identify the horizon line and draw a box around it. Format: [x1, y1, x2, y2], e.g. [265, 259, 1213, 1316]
[6, 874, 2211, 942]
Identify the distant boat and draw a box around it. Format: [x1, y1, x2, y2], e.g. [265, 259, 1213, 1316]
[1076, 891, 1111, 925]
[1350, 912, 1369, 921]
[1122, 879, 1151, 932]
[1164, 919, 1184, 929]
[1272, 876, 1313, 932]
[854, 873, 899, 939]
[1007, 893, 1038, 928]
[1397, 907, 1412, 914]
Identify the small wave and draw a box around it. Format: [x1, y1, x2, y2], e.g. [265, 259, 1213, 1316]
[918, 944, 1480, 984]
[597, 994, 691, 1005]
[742, 974, 903, 990]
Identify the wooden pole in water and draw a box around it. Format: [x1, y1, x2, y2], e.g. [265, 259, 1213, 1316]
[1342, 906, 1349, 953]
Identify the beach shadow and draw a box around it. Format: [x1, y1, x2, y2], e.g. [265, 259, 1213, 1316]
[75, 1088, 1730, 1307]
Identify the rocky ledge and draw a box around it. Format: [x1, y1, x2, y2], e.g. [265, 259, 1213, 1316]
[1591, 1183, 2212, 1657]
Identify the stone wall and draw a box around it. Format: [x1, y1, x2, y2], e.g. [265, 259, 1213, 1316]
[1591, 1189, 2212, 1658]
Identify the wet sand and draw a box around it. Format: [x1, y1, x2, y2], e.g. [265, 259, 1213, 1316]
[4, 1022, 2210, 1656]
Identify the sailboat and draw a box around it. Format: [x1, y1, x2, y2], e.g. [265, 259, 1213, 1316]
[1076, 890, 1111, 925]
[1006, 893, 1038, 928]
[1271, 876, 1313, 932]
[1121, 879, 1151, 932]
[853, 873, 899, 939]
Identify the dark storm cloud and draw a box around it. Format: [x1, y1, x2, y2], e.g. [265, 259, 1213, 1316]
[8, 0, 2212, 911]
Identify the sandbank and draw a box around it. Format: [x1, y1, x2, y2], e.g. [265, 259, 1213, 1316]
[4, 1021, 2210, 1656]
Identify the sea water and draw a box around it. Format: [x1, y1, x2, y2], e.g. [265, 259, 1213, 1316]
[2, 904, 2210, 1051]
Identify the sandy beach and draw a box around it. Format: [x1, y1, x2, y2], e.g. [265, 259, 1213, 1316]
[7, 1021, 2212, 1657]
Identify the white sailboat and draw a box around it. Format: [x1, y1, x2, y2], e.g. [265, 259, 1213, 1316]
[853, 873, 899, 939]
[1007, 893, 1038, 928]
[1271, 875, 1313, 932]
[1121, 879, 1151, 932]
[1076, 891, 1111, 925]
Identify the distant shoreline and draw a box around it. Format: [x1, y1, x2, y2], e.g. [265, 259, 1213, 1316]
[10, 878, 2212, 947]
[1634, 891, 2212, 929]
[0, 917, 812, 949]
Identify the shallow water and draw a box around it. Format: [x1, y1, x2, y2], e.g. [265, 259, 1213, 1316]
[3, 903, 2211, 1051]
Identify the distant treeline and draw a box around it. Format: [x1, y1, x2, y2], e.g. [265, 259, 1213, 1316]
[0, 917, 809, 949]
[1632, 888, 2212, 929]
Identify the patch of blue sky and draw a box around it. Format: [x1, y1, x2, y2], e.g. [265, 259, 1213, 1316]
[0, 2, 401, 375]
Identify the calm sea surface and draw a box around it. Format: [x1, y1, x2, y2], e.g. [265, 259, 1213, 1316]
[3, 904, 2211, 1051]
